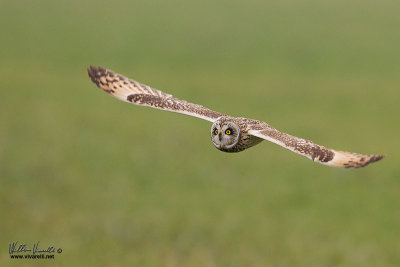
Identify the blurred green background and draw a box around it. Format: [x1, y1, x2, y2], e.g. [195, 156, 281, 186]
[1, 0, 399, 266]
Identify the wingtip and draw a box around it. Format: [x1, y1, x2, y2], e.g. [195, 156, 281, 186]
[87, 65, 108, 87]
[349, 153, 385, 168]
[87, 65, 97, 82]
[369, 154, 386, 164]
[87, 65, 105, 77]
[325, 150, 386, 168]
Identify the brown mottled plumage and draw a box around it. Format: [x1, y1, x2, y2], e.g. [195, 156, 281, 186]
[88, 65, 385, 168]
[87, 66, 224, 121]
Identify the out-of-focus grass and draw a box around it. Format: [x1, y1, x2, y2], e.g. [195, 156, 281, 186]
[0, 0, 399, 266]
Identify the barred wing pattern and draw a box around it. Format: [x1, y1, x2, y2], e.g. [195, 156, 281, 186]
[88, 66, 225, 122]
[248, 122, 385, 168]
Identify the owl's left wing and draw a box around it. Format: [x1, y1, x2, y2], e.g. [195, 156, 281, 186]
[247, 120, 385, 168]
[88, 66, 225, 122]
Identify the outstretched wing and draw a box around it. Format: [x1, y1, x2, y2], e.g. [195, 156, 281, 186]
[88, 66, 225, 122]
[248, 120, 384, 168]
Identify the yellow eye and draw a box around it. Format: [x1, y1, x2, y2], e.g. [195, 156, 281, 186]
[214, 129, 218, 135]
[225, 129, 231, 135]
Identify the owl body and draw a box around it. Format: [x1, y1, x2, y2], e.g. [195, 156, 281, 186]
[211, 116, 264, 153]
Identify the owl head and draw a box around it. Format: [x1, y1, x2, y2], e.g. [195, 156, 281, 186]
[211, 119, 241, 151]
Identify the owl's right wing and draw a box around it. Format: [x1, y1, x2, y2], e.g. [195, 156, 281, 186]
[247, 120, 385, 168]
[88, 66, 225, 123]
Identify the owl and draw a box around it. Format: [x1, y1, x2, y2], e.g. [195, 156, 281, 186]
[88, 66, 384, 168]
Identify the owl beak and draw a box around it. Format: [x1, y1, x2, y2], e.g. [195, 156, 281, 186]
[218, 133, 222, 142]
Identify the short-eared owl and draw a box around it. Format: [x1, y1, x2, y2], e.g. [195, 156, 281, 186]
[88, 66, 384, 168]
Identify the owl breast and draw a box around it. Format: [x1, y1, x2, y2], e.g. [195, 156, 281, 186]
[220, 133, 264, 153]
